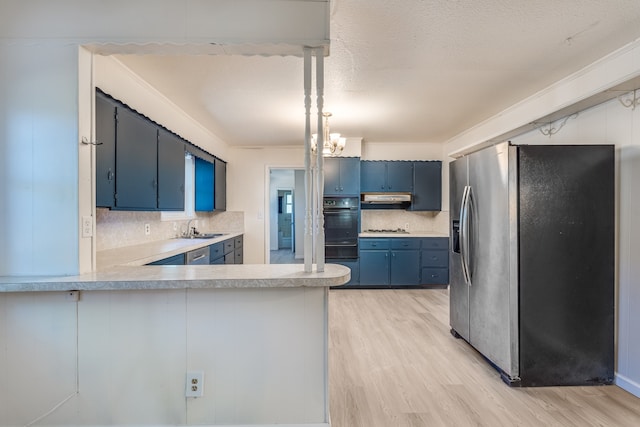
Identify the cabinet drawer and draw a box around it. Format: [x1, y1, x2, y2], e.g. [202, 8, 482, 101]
[223, 239, 235, 254]
[234, 235, 243, 248]
[209, 242, 224, 261]
[421, 267, 449, 285]
[234, 248, 243, 264]
[421, 249, 448, 267]
[359, 239, 390, 250]
[421, 237, 449, 249]
[391, 238, 421, 250]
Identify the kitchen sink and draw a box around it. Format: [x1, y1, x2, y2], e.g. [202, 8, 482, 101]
[179, 233, 226, 239]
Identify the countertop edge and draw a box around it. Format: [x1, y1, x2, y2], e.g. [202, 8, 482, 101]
[0, 264, 351, 292]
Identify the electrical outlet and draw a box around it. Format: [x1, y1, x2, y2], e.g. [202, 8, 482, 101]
[144, 223, 151, 236]
[185, 371, 204, 397]
[173, 222, 177, 231]
[82, 216, 93, 238]
[405, 222, 410, 231]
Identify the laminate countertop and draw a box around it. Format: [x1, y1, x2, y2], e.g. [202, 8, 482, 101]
[0, 232, 350, 292]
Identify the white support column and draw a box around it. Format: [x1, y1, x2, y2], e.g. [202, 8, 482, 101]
[315, 47, 325, 272]
[303, 47, 313, 273]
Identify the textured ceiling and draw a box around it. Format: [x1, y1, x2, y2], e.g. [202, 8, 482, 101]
[114, 0, 640, 147]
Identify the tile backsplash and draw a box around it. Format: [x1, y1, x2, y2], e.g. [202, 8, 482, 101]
[361, 209, 449, 234]
[96, 209, 244, 251]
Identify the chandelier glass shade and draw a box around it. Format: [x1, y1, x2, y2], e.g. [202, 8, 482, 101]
[311, 112, 346, 157]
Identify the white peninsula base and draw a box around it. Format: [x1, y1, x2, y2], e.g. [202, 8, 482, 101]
[0, 264, 348, 426]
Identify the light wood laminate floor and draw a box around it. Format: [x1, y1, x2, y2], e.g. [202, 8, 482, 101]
[329, 289, 640, 427]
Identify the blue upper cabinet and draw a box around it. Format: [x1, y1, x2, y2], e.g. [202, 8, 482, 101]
[115, 107, 159, 210]
[96, 89, 188, 212]
[195, 157, 214, 211]
[324, 157, 360, 196]
[360, 161, 386, 192]
[157, 129, 185, 211]
[95, 92, 117, 208]
[195, 157, 226, 212]
[386, 162, 413, 192]
[361, 161, 413, 192]
[410, 161, 442, 211]
[214, 158, 227, 211]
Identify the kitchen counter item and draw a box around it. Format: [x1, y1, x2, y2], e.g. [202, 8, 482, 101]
[359, 231, 448, 238]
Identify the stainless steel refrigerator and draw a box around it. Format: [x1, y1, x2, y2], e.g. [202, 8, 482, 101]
[449, 142, 614, 386]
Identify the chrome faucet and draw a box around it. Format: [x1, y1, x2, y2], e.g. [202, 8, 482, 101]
[185, 219, 196, 238]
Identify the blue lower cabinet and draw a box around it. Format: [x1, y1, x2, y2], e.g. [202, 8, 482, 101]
[147, 253, 185, 265]
[359, 250, 389, 286]
[421, 267, 448, 285]
[391, 249, 421, 285]
[328, 259, 360, 287]
[420, 239, 449, 285]
[358, 237, 450, 288]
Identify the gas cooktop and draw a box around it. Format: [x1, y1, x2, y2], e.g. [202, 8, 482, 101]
[364, 228, 409, 234]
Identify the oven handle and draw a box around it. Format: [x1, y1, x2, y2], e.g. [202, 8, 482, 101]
[323, 210, 358, 214]
[325, 243, 358, 247]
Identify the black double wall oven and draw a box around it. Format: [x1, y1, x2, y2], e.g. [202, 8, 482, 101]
[323, 196, 359, 260]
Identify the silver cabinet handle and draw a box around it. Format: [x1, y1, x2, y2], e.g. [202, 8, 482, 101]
[192, 254, 206, 261]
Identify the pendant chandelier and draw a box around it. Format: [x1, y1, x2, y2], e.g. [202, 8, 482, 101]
[311, 112, 346, 157]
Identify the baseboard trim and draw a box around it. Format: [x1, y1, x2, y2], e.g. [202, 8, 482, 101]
[615, 372, 640, 398]
[190, 424, 329, 427]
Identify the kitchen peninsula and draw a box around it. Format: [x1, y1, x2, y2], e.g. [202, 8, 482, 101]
[0, 236, 349, 427]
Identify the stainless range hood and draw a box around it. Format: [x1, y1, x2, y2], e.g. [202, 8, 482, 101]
[361, 193, 412, 204]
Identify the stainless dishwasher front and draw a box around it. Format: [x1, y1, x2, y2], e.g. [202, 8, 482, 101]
[186, 246, 210, 265]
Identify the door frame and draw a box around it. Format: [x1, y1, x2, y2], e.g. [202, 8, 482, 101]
[265, 166, 305, 264]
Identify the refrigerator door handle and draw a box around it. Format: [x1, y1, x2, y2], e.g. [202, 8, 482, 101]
[460, 185, 472, 285]
[464, 186, 474, 286]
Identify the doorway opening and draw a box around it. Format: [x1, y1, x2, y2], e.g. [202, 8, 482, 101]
[268, 168, 305, 264]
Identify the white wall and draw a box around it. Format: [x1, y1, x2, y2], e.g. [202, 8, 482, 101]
[445, 38, 640, 398]
[0, 43, 80, 276]
[0, 0, 330, 276]
[227, 147, 306, 263]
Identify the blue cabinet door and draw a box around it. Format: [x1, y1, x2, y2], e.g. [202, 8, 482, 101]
[115, 107, 158, 210]
[361, 161, 413, 192]
[195, 157, 214, 211]
[147, 253, 185, 265]
[157, 130, 185, 211]
[360, 161, 387, 192]
[390, 250, 420, 285]
[386, 162, 413, 192]
[359, 250, 389, 285]
[324, 157, 361, 195]
[411, 161, 442, 211]
[339, 157, 361, 195]
[214, 158, 226, 211]
[95, 92, 117, 208]
[323, 157, 341, 195]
